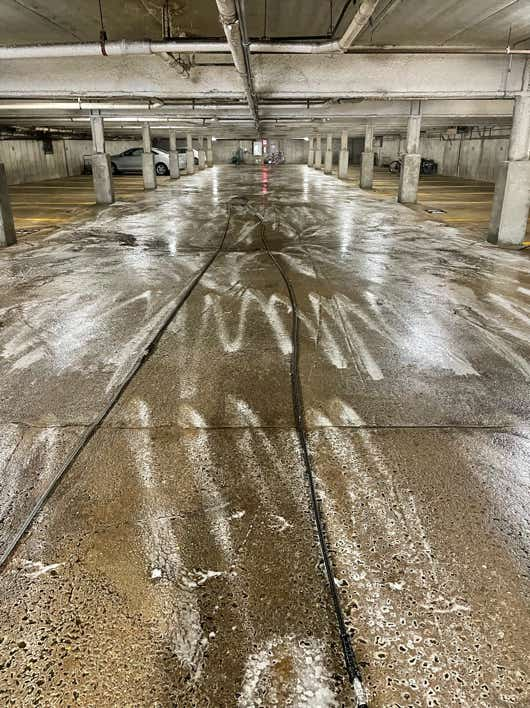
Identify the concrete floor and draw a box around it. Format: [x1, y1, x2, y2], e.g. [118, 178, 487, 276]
[0, 165, 529, 706]
[347, 166, 530, 241]
[9, 174, 170, 235]
[8, 165, 530, 244]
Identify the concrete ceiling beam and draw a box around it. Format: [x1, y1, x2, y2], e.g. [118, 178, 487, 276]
[0, 53, 526, 100]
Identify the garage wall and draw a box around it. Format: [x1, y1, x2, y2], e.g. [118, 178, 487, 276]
[378, 130, 509, 183]
[281, 139, 308, 163]
[0, 139, 68, 185]
[420, 131, 510, 183]
[0, 138, 140, 185]
[5, 132, 507, 183]
[212, 138, 309, 164]
[213, 140, 249, 164]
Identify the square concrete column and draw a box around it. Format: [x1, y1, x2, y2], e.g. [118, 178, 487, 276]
[90, 114, 114, 204]
[142, 123, 156, 190]
[324, 134, 333, 174]
[307, 137, 315, 167]
[398, 100, 422, 204]
[169, 129, 180, 179]
[207, 136, 214, 167]
[198, 136, 207, 170]
[488, 79, 530, 246]
[360, 124, 374, 189]
[186, 133, 195, 174]
[338, 131, 349, 179]
[0, 163, 16, 247]
[314, 135, 322, 169]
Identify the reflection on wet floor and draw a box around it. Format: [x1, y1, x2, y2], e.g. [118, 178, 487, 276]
[0, 166, 529, 706]
[8, 174, 171, 235]
[345, 166, 530, 239]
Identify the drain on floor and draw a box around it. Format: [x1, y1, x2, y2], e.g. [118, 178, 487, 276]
[425, 208, 447, 214]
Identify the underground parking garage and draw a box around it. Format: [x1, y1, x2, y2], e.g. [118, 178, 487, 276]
[0, 0, 529, 705]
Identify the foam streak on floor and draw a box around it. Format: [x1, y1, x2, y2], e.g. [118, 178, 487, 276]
[0, 166, 529, 707]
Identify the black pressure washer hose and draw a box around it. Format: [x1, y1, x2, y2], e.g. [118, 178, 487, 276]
[0, 205, 233, 569]
[1, 195, 369, 706]
[250, 200, 369, 708]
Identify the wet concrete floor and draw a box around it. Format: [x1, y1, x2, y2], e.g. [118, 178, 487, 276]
[0, 165, 529, 706]
[9, 174, 170, 236]
[344, 166, 530, 241]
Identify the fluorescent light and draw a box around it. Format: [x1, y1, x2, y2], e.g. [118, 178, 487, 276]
[0, 100, 164, 111]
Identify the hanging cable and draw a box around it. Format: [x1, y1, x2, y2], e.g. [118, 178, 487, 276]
[98, 0, 108, 55]
[262, 0, 268, 40]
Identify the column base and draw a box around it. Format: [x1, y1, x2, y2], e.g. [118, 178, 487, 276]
[169, 151, 180, 179]
[359, 151, 374, 188]
[142, 152, 156, 190]
[398, 153, 421, 204]
[91, 153, 115, 204]
[488, 160, 530, 246]
[314, 151, 322, 169]
[0, 163, 16, 247]
[207, 151, 214, 167]
[307, 150, 315, 167]
[198, 151, 207, 170]
[338, 150, 349, 179]
[324, 151, 333, 174]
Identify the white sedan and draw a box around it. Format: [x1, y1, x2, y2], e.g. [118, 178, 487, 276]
[84, 147, 199, 175]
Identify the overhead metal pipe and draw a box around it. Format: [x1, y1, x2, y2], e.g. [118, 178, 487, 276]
[0, 100, 163, 110]
[1, 39, 529, 60]
[250, 43, 530, 55]
[338, 0, 381, 51]
[0, 39, 228, 59]
[215, 0, 259, 128]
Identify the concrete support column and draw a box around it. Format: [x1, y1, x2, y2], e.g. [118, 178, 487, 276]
[0, 163, 16, 247]
[314, 135, 322, 169]
[186, 134, 195, 174]
[198, 136, 207, 170]
[398, 100, 422, 204]
[324, 134, 333, 174]
[360, 124, 374, 189]
[169, 129, 180, 180]
[142, 123, 156, 190]
[307, 137, 315, 167]
[90, 114, 114, 204]
[338, 130, 349, 179]
[91, 114, 105, 154]
[488, 66, 530, 245]
[207, 136, 214, 167]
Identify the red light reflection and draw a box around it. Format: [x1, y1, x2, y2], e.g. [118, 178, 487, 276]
[261, 166, 269, 195]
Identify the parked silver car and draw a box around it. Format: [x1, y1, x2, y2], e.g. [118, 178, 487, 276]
[111, 147, 199, 175]
[83, 147, 199, 175]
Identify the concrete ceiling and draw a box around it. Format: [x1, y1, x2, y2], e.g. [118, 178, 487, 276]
[355, 0, 530, 48]
[1, 0, 529, 46]
[1, 0, 348, 43]
[0, 0, 528, 139]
